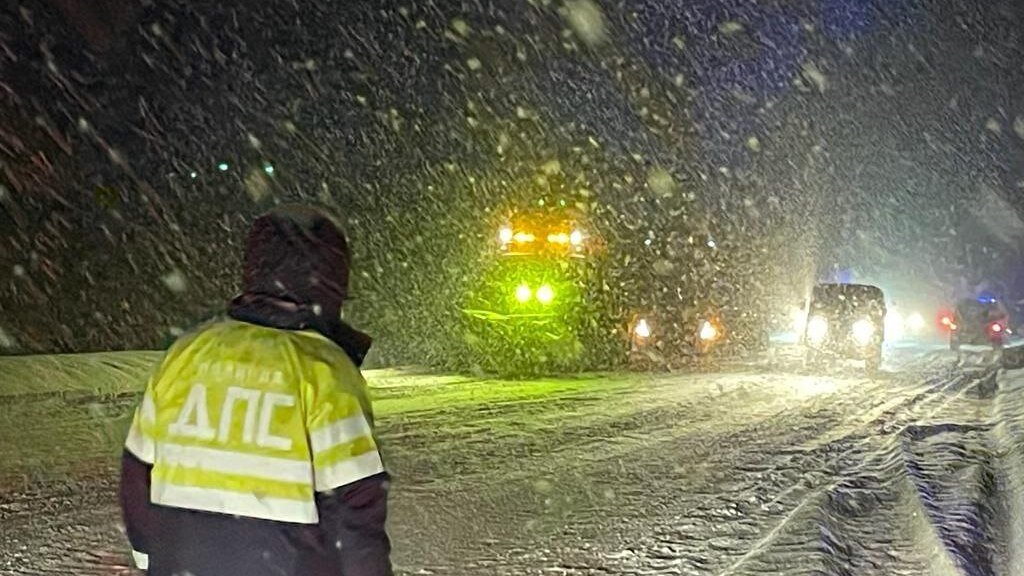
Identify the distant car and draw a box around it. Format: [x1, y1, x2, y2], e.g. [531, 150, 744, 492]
[804, 283, 886, 372]
[627, 305, 726, 368]
[948, 297, 1011, 351]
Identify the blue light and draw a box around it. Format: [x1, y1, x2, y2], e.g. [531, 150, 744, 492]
[825, 267, 855, 284]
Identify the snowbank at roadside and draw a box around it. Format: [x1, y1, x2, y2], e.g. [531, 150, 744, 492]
[0, 351, 163, 397]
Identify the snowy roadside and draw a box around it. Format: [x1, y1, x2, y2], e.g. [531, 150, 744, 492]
[2, 347, 1016, 575]
[0, 351, 163, 397]
[991, 367, 1024, 575]
[0, 350, 664, 485]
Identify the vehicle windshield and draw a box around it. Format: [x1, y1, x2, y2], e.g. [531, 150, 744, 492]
[810, 284, 886, 319]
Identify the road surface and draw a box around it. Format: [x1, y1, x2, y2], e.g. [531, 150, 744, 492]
[0, 343, 1018, 575]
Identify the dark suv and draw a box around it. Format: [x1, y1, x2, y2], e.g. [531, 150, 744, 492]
[804, 283, 886, 372]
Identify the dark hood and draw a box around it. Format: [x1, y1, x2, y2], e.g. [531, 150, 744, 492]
[229, 206, 371, 366]
[240, 205, 350, 313]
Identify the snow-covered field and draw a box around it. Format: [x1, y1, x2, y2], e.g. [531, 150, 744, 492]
[0, 344, 1017, 575]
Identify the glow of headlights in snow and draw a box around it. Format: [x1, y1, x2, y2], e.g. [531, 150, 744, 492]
[634, 318, 651, 339]
[515, 284, 532, 303]
[793, 376, 840, 396]
[807, 316, 828, 342]
[699, 320, 718, 341]
[907, 312, 925, 332]
[790, 306, 807, 334]
[852, 319, 876, 345]
[885, 310, 904, 340]
[536, 284, 554, 304]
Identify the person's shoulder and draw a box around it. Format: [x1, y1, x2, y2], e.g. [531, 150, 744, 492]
[168, 318, 246, 350]
[169, 321, 363, 382]
[161, 319, 290, 363]
[288, 329, 359, 370]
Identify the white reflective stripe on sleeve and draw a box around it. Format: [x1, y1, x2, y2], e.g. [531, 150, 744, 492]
[152, 482, 318, 524]
[314, 449, 385, 492]
[141, 395, 157, 423]
[125, 422, 155, 464]
[309, 413, 375, 455]
[131, 549, 149, 570]
[159, 443, 313, 484]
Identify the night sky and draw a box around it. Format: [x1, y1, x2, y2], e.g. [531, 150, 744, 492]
[1, 0, 1022, 356]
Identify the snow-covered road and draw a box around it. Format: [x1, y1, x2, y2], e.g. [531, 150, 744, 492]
[0, 343, 1018, 575]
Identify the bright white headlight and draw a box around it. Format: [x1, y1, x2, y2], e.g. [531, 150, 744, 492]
[699, 320, 719, 341]
[634, 318, 651, 339]
[807, 316, 829, 344]
[536, 284, 554, 304]
[852, 319, 876, 345]
[515, 284, 532, 303]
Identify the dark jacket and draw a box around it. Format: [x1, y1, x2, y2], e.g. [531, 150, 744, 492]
[120, 206, 392, 576]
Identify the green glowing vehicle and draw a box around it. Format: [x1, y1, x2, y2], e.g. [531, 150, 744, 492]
[460, 204, 613, 374]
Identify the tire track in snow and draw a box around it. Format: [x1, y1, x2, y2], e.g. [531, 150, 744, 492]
[495, 368, 961, 575]
[709, 367, 993, 576]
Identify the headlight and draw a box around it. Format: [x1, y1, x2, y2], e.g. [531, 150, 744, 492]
[698, 320, 719, 341]
[499, 226, 514, 244]
[570, 229, 584, 246]
[906, 312, 925, 332]
[515, 284, 532, 303]
[536, 284, 554, 304]
[807, 316, 829, 343]
[851, 319, 876, 345]
[634, 318, 651, 339]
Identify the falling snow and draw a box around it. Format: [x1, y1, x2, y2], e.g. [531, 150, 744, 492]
[160, 269, 188, 294]
[563, 0, 608, 47]
[1, 0, 1023, 573]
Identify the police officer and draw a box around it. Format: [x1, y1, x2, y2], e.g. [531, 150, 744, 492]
[120, 205, 392, 576]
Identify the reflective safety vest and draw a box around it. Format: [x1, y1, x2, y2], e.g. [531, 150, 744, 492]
[125, 320, 385, 524]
